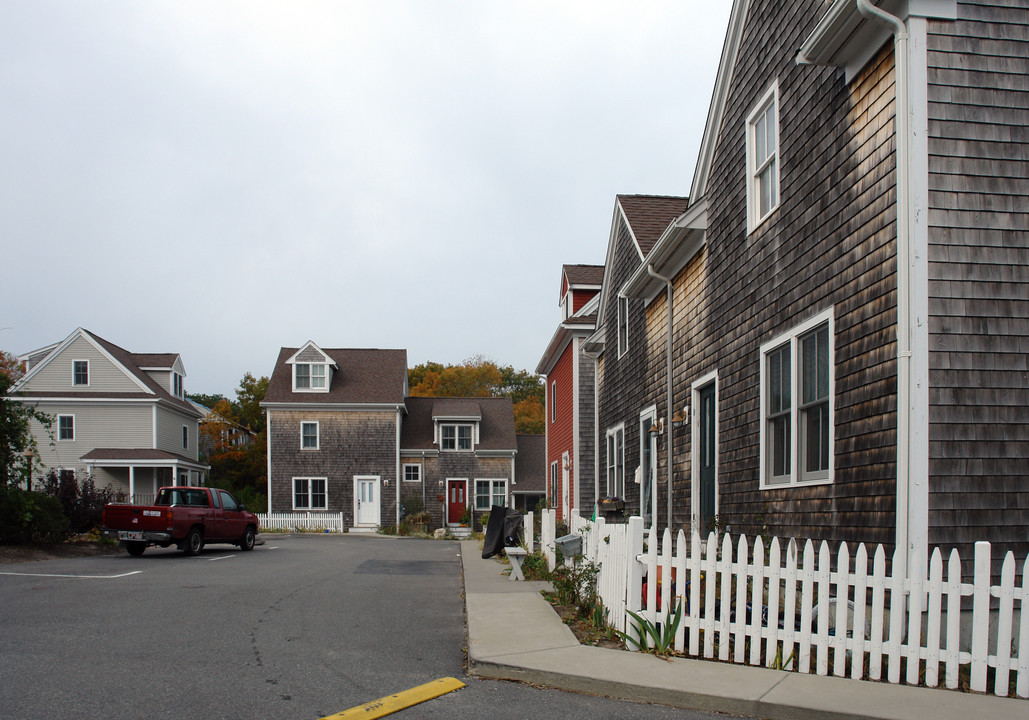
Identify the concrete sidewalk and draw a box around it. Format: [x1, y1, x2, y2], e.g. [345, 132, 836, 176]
[460, 540, 1025, 720]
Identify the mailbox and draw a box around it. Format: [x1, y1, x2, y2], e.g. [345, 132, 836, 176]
[555, 533, 582, 559]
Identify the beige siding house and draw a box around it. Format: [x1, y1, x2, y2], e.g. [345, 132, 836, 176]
[10, 328, 207, 499]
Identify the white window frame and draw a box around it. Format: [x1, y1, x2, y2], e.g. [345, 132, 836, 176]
[746, 81, 780, 233]
[617, 295, 629, 358]
[57, 414, 75, 441]
[72, 360, 89, 387]
[550, 381, 557, 423]
[605, 424, 625, 498]
[301, 421, 319, 450]
[550, 461, 559, 503]
[440, 423, 473, 451]
[759, 307, 834, 489]
[293, 476, 328, 510]
[293, 362, 328, 392]
[173, 372, 183, 398]
[403, 463, 421, 483]
[474, 478, 508, 511]
[639, 406, 658, 528]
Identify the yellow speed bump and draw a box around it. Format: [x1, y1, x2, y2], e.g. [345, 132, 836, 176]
[319, 677, 466, 720]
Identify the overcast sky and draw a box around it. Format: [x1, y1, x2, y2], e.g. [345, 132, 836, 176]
[1, 1, 732, 396]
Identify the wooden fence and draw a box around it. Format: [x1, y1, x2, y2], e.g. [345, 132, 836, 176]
[541, 512, 1028, 699]
[257, 512, 346, 533]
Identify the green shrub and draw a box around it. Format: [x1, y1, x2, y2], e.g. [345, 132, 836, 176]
[0, 485, 69, 543]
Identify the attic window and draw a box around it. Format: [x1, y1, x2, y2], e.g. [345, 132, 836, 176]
[440, 424, 473, 451]
[173, 372, 183, 398]
[294, 363, 327, 391]
[747, 82, 780, 233]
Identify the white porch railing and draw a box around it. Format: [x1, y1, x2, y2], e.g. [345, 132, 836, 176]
[257, 512, 346, 533]
[540, 512, 1028, 699]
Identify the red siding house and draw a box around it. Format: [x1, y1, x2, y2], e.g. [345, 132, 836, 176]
[536, 264, 603, 521]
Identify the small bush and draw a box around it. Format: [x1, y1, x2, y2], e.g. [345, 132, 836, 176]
[519, 550, 551, 581]
[0, 485, 69, 543]
[39, 471, 116, 535]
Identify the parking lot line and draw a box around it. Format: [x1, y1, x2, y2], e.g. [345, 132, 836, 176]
[319, 677, 465, 719]
[0, 570, 143, 579]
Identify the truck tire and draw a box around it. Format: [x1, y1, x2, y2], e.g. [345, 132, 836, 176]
[240, 526, 256, 551]
[126, 542, 146, 557]
[183, 527, 204, 556]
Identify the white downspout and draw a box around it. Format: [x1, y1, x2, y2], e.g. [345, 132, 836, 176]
[396, 409, 402, 528]
[856, 0, 912, 584]
[647, 264, 675, 534]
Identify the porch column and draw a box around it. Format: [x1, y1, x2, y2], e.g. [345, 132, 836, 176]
[129, 465, 136, 503]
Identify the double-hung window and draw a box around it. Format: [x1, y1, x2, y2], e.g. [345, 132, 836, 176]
[550, 461, 559, 502]
[760, 308, 833, 487]
[606, 425, 625, 498]
[182, 426, 189, 450]
[475, 479, 507, 511]
[294, 363, 326, 391]
[293, 477, 327, 510]
[440, 424, 472, 451]
[173, 372, 183, 398]
[58, 415, 75, 441]
[550, 381, 557, 423]
[73, 360, 89, 386]
[747, 82, 780, 232]
[301, 421, 319, 449]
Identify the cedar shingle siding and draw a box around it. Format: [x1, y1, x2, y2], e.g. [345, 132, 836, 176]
[926, 0, 1029, 574]
[699, 15, 899, 548]
[269, 410, 398, 521]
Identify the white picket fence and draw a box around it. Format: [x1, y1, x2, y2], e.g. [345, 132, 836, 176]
[538, 511, 1028, 699]
[257, 512, 346, 533]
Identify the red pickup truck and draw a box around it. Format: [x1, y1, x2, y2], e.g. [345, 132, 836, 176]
[102, 486, 259, 557]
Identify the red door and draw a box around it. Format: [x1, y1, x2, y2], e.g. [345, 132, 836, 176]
[447, 480, 466, 525]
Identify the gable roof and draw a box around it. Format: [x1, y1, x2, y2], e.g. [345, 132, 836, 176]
[616, 195, 692, 258]
[400, 396, 517, 452]
[262, 347, 408, 405]
[562, 264, 604, 291]
[12, 328, 200, 417]
[587, 195, 691, 351]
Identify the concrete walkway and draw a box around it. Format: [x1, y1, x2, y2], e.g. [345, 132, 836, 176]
[461, 541, 1026, 720]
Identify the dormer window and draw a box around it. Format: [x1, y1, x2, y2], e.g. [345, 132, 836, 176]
[440, 423, 473, 451]
[173, 372, 183, 398]
[294, 363, 327, 391]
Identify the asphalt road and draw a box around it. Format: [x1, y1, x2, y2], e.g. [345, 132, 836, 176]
[0, 534, 734, 719]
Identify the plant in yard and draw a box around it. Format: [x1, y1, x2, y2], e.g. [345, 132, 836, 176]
[617, 599, 684, 659]
[519, 550, 550, 581]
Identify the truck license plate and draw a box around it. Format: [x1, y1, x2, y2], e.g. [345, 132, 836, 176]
[119, 531, 144, 541]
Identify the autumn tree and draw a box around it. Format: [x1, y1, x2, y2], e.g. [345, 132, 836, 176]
[408, 357, 544, 434]
[192, 374, 269, 511]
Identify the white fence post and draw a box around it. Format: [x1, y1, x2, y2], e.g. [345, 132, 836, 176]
[524, 511, 534, 553]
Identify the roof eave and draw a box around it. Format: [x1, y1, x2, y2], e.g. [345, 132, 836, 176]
[623, 200, 709, 300]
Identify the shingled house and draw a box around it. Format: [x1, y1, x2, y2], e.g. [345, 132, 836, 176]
[582, 195, 691, 529]
[262, 342, 526, 532]
[604, 0, 1027, 581]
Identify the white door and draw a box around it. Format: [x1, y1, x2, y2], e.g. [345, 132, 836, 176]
[354, 476, 380, 526]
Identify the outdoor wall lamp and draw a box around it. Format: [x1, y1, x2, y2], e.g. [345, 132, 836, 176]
[438, 480, 444, 488]
[648, 418, 664, 435]
[672, 409, 687, 429]
[383, 479, 389, 487]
